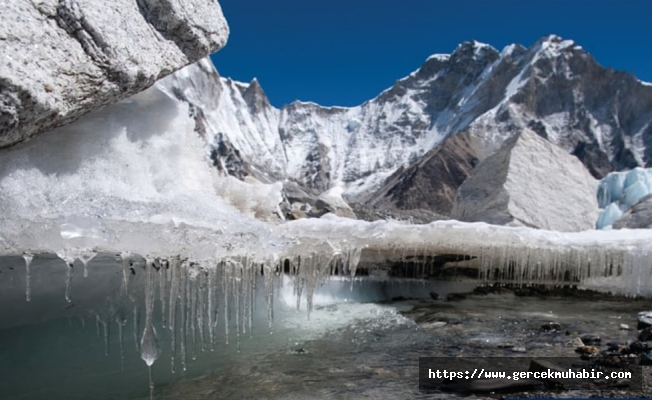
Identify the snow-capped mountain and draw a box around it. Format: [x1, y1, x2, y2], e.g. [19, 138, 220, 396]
[163, 35, 652, 215]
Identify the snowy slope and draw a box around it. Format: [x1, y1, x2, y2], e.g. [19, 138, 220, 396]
[168, 35, 652, 214]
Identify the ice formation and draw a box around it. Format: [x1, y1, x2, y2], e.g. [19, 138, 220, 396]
[2, 51, 652, 399]
[597, 167, 652, 228]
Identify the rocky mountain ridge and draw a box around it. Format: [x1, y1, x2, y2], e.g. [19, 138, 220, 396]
[165, 35, 652, 218]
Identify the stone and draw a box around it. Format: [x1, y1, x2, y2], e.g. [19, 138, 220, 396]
[627, 340, 650, 355]
[312, 187, 357, 219]
[451, 129, 599, 232]
[575, 345, 600, 355]
[1, 0, 229, 148]
[540, 322, 562, 332]
[446, 293, 468, 301]
[581, 334, 601, 345]
[429, 291, 440, 300]
[637, 311, 652, 329]
[421, 321, 447, 329]
[638, 327, 652, 342]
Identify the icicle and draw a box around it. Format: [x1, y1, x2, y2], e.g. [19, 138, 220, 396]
[189, 266, 198, 361]
[121, 252, 131, 296]
[348, 247, 362, 291]
[179, 261, 188, 371]
[116, 315, 127, 370]
[224, 261, 230, 344]
[133, 305, 140, 352]
[23, 252, 33, 302]
[168, 256, 180, 373]
[212, 263, 221, 348]
[264, 262, 274, 333]
[248, 261, 254, 338]
[197, 268, 206, 354]
[79, 250, 96, 278]
[235, 263, 241, 352]
[157, 258, 166, 328]
[207, 267, 215, 352]
[64, 261, 73, 303]
[141, 260, 160, 400]
[102, 319, 109, 356]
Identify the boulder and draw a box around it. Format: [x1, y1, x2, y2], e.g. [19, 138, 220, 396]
[613, 194, 652, 229]
[451, 130, 599, 232]
[1, 0, 229, 148]
[638, 311, 652, 329]
[312, 187, 357, 219]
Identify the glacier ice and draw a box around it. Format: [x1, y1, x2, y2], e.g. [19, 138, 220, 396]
[1, 56, 652, 399]
[597, 167, 652, 228]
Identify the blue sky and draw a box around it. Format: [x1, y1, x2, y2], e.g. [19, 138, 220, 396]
[210, 0, 652, 107]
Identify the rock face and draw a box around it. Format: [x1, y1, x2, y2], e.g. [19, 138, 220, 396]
[362, 130, 483, 215]
[451, 130, 599, 232]
[0, 0, 229, 148]
[613, 194, 652, 229]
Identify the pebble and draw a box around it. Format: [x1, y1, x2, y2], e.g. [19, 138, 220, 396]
[540, 322, 561, 332]
[581, 334, 601, 345]
[575, 345, 600, 355]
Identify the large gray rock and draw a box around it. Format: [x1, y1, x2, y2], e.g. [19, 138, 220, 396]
[0, 0, 229, 148]
[362, 130, 483, 215]
[451, 130, 599, 232]
[313, 188, 357, 219]
[613, 194, 652, 229]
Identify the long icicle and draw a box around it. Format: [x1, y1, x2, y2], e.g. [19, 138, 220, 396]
[23, 252, 33, 302]
[180, 260, 188, 372]
[168, 256, 180, 373]
[140, 259, 160, 400]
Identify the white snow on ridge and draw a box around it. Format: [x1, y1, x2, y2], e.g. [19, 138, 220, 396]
[426, 53, 450, 62]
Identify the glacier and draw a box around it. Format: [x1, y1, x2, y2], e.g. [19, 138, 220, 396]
[1, 57, 651, 323]
[3, 41, 652, 399]
[596, 167, 652, 228]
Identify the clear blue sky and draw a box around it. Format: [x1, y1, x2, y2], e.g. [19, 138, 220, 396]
[210, 0, 652, 107]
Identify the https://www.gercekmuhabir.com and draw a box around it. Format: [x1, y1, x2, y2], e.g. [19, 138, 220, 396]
[426, 367, 632, 381]
[418, 357, 642, 392]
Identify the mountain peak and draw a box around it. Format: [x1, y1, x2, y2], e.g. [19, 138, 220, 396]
[531, 34, 577, 58]
[242, 77, 270, 112]
[453, 40, 499, 59]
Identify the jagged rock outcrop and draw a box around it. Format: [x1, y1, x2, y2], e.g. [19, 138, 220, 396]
[451, 130, 599, 232]
[1, 0, 229, 148]
[613, 194, 652, 229]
